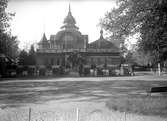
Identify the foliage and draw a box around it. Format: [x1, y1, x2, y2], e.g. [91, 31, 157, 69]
[101, 0, 167, 64]
[0, 32, 19, 58]
[138, 0, 167, 62]
[28, 45, 36, 65]
[124, 51, 135, 64]
[133, 51, 154, 66]
[0, 0, 14, 32]
[67, 51, 85, 68]
[124, 49, 153, 66]
[0, 0, 18, 59]
[18, 45, 36, 66]
[18, 50, 29, 66]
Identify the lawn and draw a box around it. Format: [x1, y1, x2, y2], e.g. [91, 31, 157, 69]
[104, 79, 167, 117]
[0, 76, 167, 119]
[106, 95, 167, 117]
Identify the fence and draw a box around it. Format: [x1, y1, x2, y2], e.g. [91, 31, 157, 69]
[1, 107, 165, 121]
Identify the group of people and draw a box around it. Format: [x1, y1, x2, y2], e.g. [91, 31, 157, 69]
[90, 68, 109, 76]
[78, 64, 111, 77]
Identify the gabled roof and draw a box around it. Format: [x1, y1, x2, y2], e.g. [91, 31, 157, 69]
[89, 30, 119, 51]
[89, 38, 119, 50]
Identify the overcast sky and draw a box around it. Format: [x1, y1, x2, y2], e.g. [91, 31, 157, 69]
[7, 0, 116, 49]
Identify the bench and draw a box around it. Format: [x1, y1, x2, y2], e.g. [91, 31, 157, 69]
[147, 86, 167, 96]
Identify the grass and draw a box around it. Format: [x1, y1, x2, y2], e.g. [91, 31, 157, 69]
[106, 95, 167, 117]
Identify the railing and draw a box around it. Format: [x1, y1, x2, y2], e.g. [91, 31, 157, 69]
[37, 48, 87, 53]
[37, 48, 120, 53]
[87, 48, 120, 52]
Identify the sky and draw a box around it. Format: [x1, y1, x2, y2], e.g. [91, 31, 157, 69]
[6, 0, 116, 50]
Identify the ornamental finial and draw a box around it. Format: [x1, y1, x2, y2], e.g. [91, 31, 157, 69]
[69, 3, 71, 13]
[100, 29, 103, 39]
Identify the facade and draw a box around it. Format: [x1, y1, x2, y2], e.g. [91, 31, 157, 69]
[36, 5, 121, 71]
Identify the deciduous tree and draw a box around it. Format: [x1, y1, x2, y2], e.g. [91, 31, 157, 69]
[100, 0, 167, 64]
[18, 50, 29, 66]
[28, 45, 36, 65]
[0, 0, 18, 59]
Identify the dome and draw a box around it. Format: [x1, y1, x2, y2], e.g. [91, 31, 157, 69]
[49, 5, 85, 49]
[54, 29, 82, 41]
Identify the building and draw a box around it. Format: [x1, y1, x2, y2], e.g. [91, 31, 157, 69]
[36, 5, 121, 72]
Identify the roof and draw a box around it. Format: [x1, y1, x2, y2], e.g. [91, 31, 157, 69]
[62, 4, 78, 30]
[89, 30, 119, 51]
[51, 29, 83, 41]
[63, 11, 76, 25]
[39, 33, 49, 44]
[89, 39, 119, 49]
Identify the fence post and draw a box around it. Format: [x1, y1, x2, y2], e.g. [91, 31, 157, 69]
[76, 108, 79, 121]
[124, 112, 126, 121]
[158, 63, 161, 76]
[28, 108, 31, 121]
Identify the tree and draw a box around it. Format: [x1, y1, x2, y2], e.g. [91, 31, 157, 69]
[67, 51, 86, 69]
[28, 45, 36, 65]
[138, 0, 167, 63]
[18, 50, 29, 66]
[0, 0, 12, 32]
[100, 0, 167, 64]
[129, 50, 154, 66]
[0, 33, 19, 58]
[0, 0, 18, 59]
[18, 45, 36, 66]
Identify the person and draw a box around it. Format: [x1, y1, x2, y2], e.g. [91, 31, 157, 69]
[90, 69, 94, 76]
[106, 69, 109, 76]
[102, 68, 105, 76]
[79, 64, 83, 76]
[130, 65, 135, 76]
[94, 68, 97, 77]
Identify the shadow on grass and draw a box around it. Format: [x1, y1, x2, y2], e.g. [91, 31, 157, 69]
[105, 95, 167, 117]
[0, 80, 167, 111]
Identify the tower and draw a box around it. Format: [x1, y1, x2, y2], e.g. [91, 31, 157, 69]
[61, 4, 79, 31]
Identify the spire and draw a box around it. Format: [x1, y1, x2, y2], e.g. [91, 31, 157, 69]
[69, 3, 71, 13]
[41, 33, 47, 42]
[100, 29, 104, 39]
[61, 4, 79, 30]
[43, 22, 45, 34]
[63, 4, 76, 25]
[39, 33, 49, 49]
